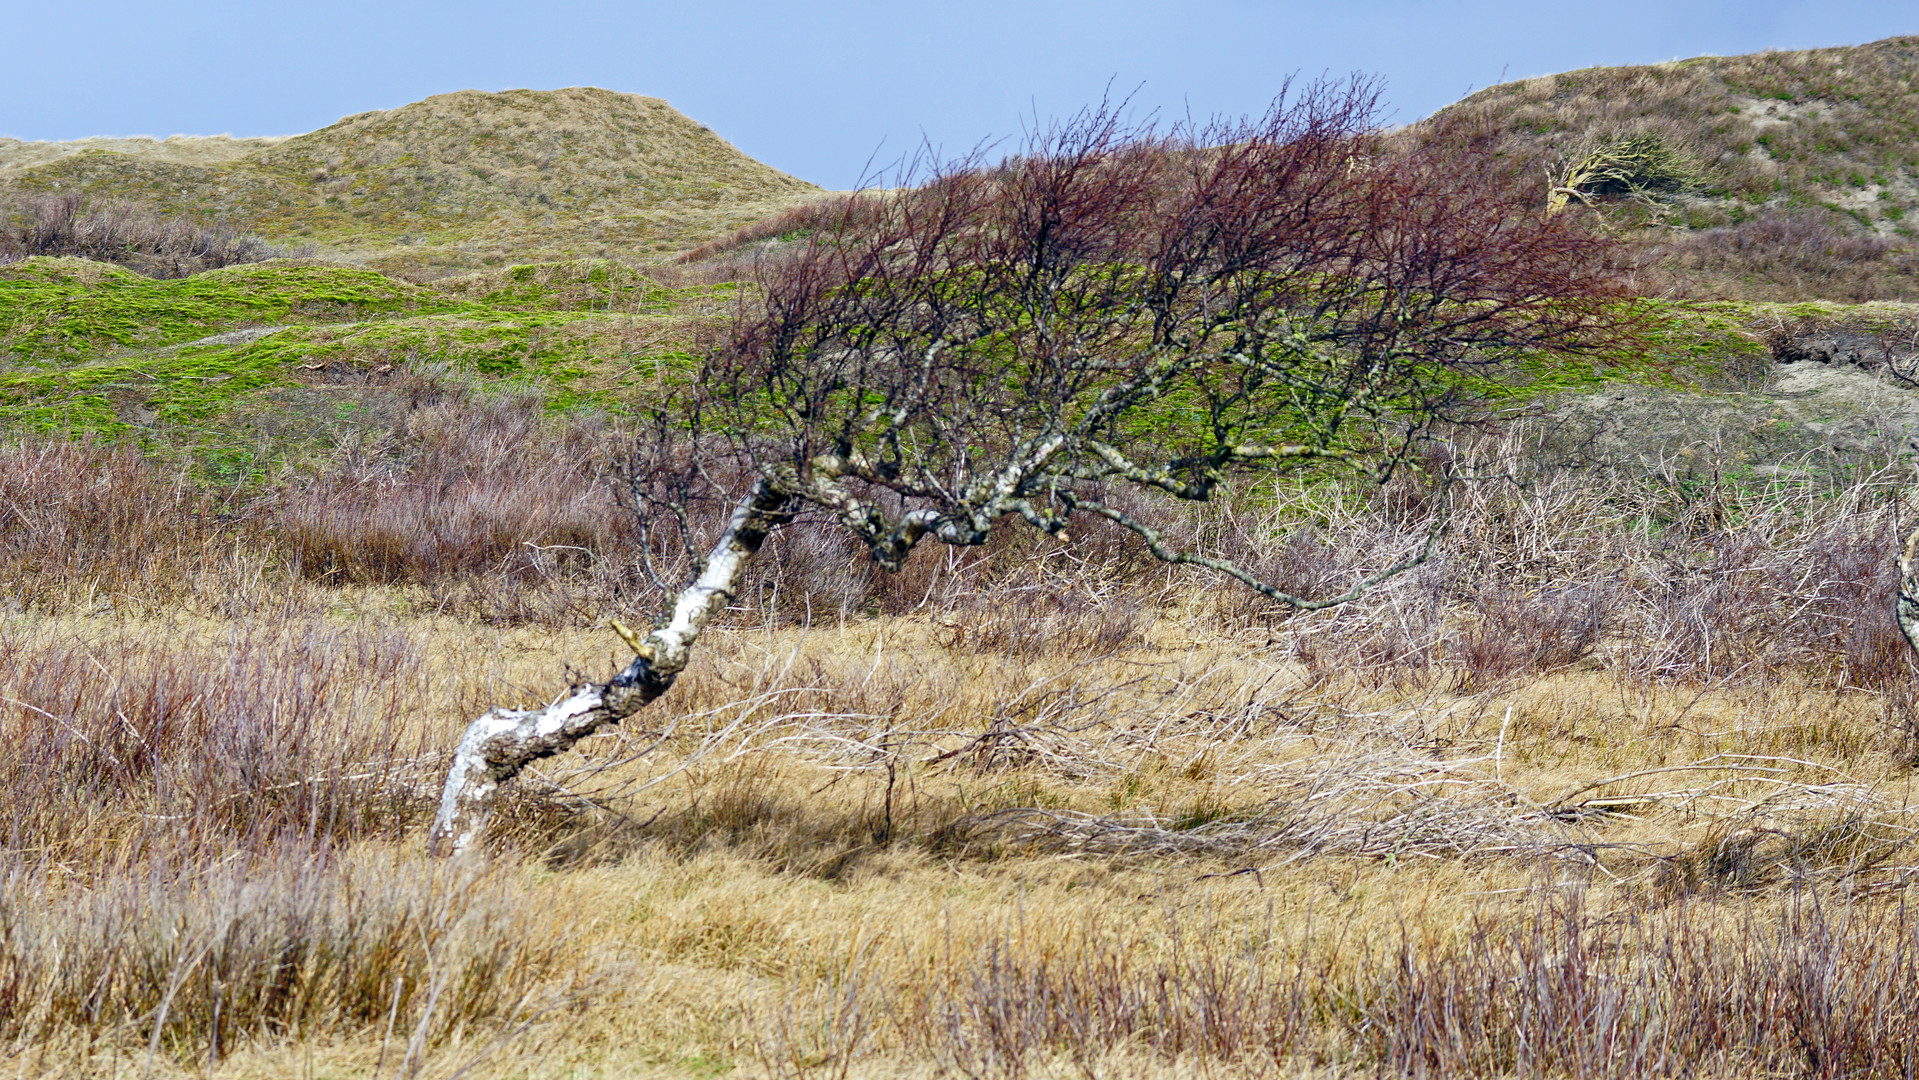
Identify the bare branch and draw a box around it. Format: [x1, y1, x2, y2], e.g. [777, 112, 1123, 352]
[1058, 479, 1451, 610]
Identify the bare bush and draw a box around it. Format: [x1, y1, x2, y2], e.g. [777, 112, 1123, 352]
[0, 617, 433, 865]
[1645, 209, 1919, 301]
[0, 851, 578, 1067]
[1626, 481, 1911, 687]
[9, 417, 1914, 699]
[0, 192, 300, 278]
[1449, 582, 1614, 684]
[276, 390, 639, 623]
[0, 438, 293, 617]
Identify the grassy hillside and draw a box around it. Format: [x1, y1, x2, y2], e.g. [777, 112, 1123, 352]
[1422, 35, 1919, 300]
[0, 88, 825, 276]
[0, 255, 734, 473]
[0, 133, 282, 171]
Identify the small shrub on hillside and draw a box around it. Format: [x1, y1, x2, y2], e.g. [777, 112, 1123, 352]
[0, 193, 300, 278]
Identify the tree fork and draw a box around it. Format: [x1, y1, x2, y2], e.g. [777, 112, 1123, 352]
[427, 479, 792, 856]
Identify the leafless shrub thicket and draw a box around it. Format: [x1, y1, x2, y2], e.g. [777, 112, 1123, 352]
[0, 438, 289, 617]
[0, 193, 301, 278]
[275, 389, 642, 623]
[759, 886, 1919, 1079]
[0, 387, 635, 624]
[0, 617, 433, 866]
[7, 408, 1917, 692]
[1643, 210, 1919, 301]
[0, 852, 576, 1067]
[1177, 441, 1915, 695]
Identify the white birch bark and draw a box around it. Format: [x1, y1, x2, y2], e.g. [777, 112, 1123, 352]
[1899, 525, 1919, 662]
[427, 479, 790, 856]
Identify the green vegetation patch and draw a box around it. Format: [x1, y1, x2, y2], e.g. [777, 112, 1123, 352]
[0, 256, 1820, 486]
[427, 258, 686, 313]
[0, 257, 456, 362]
[1420, 299, 1769, 409]
[0, 309, 703, 437]
[1623, 300, 1773, 387]
[0, 342, 288, 438]
[1754, 297, 1919, 335]
[245, 311, 636, 380]
[0, 258, 732, 456]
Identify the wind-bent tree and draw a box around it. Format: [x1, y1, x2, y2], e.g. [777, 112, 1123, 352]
[429, 82, 1626, 855]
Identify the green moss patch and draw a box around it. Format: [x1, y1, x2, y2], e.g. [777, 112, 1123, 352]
[428, 258, 685, 312]
[0, 258, 726, 467]
[0, 258, 457, 363]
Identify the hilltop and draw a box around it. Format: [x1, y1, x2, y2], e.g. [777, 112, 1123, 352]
[0, 88, 824, 277]
[1421, 35, 1919, 300]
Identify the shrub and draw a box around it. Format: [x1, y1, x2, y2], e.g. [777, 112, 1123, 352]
[0, 193, 300, 278]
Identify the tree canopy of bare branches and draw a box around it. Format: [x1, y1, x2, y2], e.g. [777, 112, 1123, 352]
[429, 81, 1628, 854]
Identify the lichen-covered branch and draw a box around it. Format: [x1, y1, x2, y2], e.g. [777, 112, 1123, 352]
[1897, 524, 1919, 661]
[1056, 481, 1450, 611]
[427, 479, 791, 856]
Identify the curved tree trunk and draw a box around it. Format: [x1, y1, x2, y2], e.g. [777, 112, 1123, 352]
[427, 480, 791, 856]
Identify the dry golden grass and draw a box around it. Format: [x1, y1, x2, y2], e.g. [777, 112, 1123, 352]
[6, 604, 1915, 1078]
[0, 135, 287, 174]
[9, 407, 1919, 1075]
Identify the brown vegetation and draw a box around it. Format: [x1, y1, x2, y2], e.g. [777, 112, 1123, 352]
[1417, 35, 1919, 301]
[5, 371, 1919, 1073]
[0, 193, 296, 278]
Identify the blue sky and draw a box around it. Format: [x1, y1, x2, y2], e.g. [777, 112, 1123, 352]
[1, 1, 1912, 189]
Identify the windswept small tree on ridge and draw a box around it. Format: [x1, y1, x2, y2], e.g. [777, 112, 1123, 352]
[429, 81, 1627, 854]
